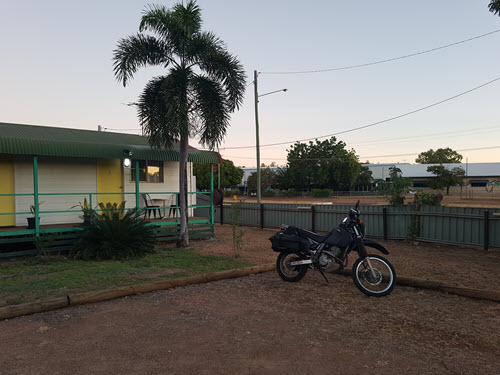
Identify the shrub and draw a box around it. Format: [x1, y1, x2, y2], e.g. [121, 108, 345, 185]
[312, 189, 332, 198]
[230, 189, 240, 196]
[282, 188, 298, 197]
[415, 192, 443, 206]
[224, 190, 232, 197]
[98, 201, 126, 219]
[262, 190, 275, 197]
[74, 208, 156, 260]
[229, 202, 245, 258]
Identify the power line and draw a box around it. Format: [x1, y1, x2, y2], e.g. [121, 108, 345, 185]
[221, 145, 500, 162]
[221, 125, 500, 158]
[216, 74, 500, 150]
[260, 29, 500, 75]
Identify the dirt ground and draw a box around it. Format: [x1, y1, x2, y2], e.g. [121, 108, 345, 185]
[199, 225, 500, 291]
[235, 194, 500, 208]
[1, 225, 499, 375]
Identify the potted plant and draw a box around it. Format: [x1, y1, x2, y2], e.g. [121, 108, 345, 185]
[28, 201, 45, 229]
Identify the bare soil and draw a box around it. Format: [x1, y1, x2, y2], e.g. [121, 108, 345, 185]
[1, 225, 499, 374]
[198, 225, 500, 291]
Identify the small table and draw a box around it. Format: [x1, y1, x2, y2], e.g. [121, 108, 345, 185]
[152, 198, 177, 219]
[152, 199, 166, 219]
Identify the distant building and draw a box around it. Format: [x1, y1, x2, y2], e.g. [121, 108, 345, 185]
[365, 162, 500, 196]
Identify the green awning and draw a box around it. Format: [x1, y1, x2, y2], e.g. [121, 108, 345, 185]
[0, 122, 221, 163]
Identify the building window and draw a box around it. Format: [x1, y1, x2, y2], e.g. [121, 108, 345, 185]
[412, 181, 428, 188]
[131, 160, 164, 183]
[470, 180, 488, 187]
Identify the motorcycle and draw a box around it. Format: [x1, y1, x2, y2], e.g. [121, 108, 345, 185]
[269, 201, 396, 297]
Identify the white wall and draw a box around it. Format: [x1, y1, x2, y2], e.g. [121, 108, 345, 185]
[14, 156, 98, 226]
[123, 161, 196, 217]
[13, 157, 198, 226]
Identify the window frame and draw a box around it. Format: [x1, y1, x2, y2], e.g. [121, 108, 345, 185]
[130, 160, 164, 183]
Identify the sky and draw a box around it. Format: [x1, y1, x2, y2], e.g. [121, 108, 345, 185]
[1, 0, 499, 167]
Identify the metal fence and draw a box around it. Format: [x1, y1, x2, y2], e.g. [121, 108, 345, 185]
[195, 195, 500, 249]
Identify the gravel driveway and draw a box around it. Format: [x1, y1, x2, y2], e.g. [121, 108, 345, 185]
[1, 270, 499, 375]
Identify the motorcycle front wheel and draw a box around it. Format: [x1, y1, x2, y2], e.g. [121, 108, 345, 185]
[276, 251, 308, 282]
[352, 254, 396, 297]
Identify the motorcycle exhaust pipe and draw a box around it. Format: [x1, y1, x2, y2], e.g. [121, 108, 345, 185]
[290, 259, 312, 266]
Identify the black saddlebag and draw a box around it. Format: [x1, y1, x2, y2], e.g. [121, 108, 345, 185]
[324, 225, 352, 248]
[269, 226, 309, 252]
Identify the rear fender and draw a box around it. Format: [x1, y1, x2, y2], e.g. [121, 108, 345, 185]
[363, 239, 389, 255]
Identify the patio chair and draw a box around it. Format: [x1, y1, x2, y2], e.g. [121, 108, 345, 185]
[141, 194, 162, 219]
[167, 194, 178, 218]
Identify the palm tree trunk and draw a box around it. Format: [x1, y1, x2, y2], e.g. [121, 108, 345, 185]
[177, 134, 189, 248]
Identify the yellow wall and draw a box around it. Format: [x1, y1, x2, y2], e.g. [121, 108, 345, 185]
[97, 159, 124, 206]
[0, 155, 15, 226]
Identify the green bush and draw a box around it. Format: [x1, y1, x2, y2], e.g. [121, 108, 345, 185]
[231, 189, 240, 196]
[281, 188, 298, 197]
[415, 192, 443, 206]
[312, 189, 332, 198]
[224, 190, 232, 197]
[74, 208, 156, 260]
[262, 190, 275, 197]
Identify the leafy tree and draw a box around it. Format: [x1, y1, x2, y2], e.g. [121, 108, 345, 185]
[353, 166, 373, 189]
[415, 148, 463, 164]
[490, 0, 500, 16]
[427, 165, 465, 195]
[193, 159, 244, 190]
[113, 1, 245, 247]
[283, 137, 362, 191]
[247, 167, 278, 193]
[376, 167, 412, 206]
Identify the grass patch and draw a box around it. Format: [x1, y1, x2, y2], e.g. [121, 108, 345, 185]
[0, 249, 251, 307]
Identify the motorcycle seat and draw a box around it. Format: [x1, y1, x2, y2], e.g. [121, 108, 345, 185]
[297, 228, 328, 243]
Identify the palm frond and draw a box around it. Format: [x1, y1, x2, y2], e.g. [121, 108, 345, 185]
[140, 2, 201, 55]
[113, 34, 172, 86]
[137, 68, 191, 148]
[191, 75, 230, 149]
[171, 0, 202, 37]
[490, 0, 500, 15]
[187, 31, 246, 111]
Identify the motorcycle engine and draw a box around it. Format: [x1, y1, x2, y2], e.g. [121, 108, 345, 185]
[318, 247, 343, 273]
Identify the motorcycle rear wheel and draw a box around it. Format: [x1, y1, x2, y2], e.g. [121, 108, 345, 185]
[276, 251, 308, 282]
[352, 254, 396, 297]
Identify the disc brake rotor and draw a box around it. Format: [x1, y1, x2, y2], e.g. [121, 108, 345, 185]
[361, 268, 382, 286]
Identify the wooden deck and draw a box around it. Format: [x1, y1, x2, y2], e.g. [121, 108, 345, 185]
[0, 217, 208, 233]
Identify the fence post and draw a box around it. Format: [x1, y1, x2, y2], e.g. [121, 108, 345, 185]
[484, 210, 489, 251]
[220, 201, 224, 226]
[260, 203, 264, 229]
[311, 205, 316, 232]
[383, 207, 388, 241]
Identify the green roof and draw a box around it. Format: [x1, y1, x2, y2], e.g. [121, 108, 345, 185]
[0, 122, 220, 164]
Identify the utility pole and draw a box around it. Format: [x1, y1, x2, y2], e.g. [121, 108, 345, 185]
[254, 70, 261, 204]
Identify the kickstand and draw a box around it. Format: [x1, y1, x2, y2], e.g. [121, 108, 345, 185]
[319, 269, 329, 284]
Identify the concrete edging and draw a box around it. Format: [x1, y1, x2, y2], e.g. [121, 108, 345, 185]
[1, 263, 498, 321]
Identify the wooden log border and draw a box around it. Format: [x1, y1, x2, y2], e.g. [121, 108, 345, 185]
[0, 265, 274, 321]
[1, 264, 499, 321]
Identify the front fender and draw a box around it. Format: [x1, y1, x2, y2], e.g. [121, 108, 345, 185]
[363, 239, 389, 255]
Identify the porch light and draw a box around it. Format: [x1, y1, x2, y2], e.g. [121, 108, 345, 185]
[123, 158, 131, 168]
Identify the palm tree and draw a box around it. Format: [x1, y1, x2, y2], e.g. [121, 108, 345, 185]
[113, 1, 246, 247]
[490, 0, 500, 15]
